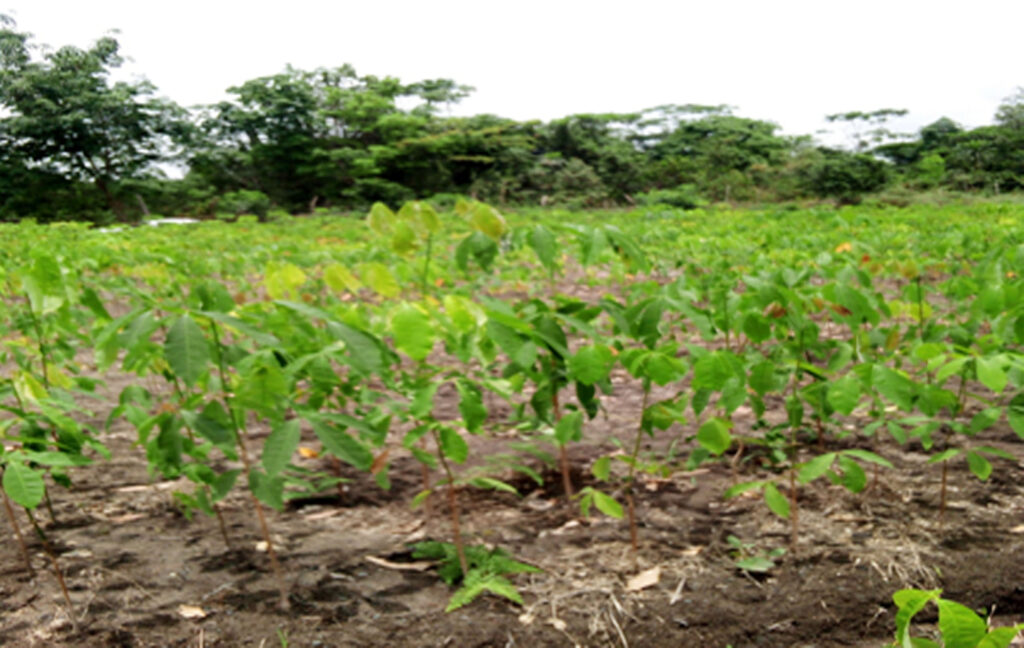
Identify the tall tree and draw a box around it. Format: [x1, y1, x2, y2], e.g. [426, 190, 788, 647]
[0, 17, 185, 221]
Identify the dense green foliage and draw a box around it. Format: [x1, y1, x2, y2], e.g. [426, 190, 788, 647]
[1, 17, 1024, 223]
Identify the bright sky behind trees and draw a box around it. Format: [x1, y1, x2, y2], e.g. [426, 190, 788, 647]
[3, 0, 1022, 143]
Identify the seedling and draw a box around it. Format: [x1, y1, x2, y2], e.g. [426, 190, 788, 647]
[725, 535, 785, 573]
[890, 588, 1023, 648]
[411, 541, 542, 612]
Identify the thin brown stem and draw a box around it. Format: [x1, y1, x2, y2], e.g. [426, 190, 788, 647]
[552, 367, 574, 504]
[939, 460, 949, 524]
[25, 508, 75, 629]
[0, 480, 34, 576]
[210, 320, 289, 610]
[431, 428, 468, 576]
[625, 387, 652, 555]
[214, 503, 231, 550]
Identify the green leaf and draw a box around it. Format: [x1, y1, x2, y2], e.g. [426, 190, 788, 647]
[928, 448, 961, 464]
[553, 410, 583, 446]
[328, 321, 389, 377]
[568, 345, 615, 385]
[873, 366, 916, 411]
[763, 482, 790, 519]
[693, 352, 736, 391]
[264, 261, 307, 300]
[164, 315, 210, 387]
[696, 418, 732, 455]
[391, 303, 436, 361]
[797, 452, 837, 484]
[976, 356, 1008, 394]
[324, 263, 362, 293]
[439, 427, 469, 463]
[1007, 393, 1024, 439]
[723, 480, 765, 499]
[359, 262, 401, 298]
[841, 449, 894, 468]
[457, 380, 488, 434]
[837, 455, 867, 493]
[592, 456, 611, 481]
[936, 598, 987, 648]
[2, 461, 45, 509]
[529, 225, 558, 273]
[366, 202, 395, 236]
[310, 420, 373, 471]
[469, 203, 507, 241]
[248, 468, 285, 512]
[469, 477, 518, 494]
[23, 253, 65, 315]
[263, 419, 301, 477]
[893, 589, 941, 646]
[398, 200, 441, 237]
[827, 373, 862, 415]
[735, 557, 776, 573]
[236, 362, 288, 420]
[978, 627, 1024, 648]
[965, 451, 992, 481]
[592, 490, 623, 518]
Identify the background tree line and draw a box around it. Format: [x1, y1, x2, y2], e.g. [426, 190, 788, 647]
[2, 19, 1023, 223]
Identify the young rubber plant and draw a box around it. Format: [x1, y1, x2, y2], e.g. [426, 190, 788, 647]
[410, 541, 542, 612]
[366, 200, 442, 296]
[890, 588, 1024, 648]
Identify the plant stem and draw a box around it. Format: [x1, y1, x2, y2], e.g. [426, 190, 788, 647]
[939, 460, 949, 525]
[430, 427, 468, 577]
[625, 386, 651, 554]
[421, 234, 433, 297]
[210, 320, 289, 610]
[0, 476, 34, 576]
[551, 378, 574, 504]
[25, 508, 75, 629]
[27, 307, 49, 389]
[214, 503, 231, 550]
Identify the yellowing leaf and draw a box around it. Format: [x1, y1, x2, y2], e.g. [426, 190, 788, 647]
[834, 241, 853, 253]
[324, 263, 362, 293]
[264, 261, 307, 300]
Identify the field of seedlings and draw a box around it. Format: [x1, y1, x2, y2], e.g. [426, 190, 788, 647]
[2, 201, 1024, 647]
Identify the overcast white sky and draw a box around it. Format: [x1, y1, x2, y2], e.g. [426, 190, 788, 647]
[4, 1, 1023, 143]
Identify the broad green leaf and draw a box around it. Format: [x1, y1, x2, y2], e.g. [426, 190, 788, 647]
[696, 418, 732, 455]
[893, 589, 941, 646]
[841, 449, 894, 468]
[928, 448, 961, 464]
[965, 451, 992, 481]
[592, 490, 623, 518]
[693, 351, 736, 391]
[644, 351, 686, 386]
[164, 315, 210, 387]
[553, 410, 583, 446]
[23, 253, 65, 315]
[398, 200, 441, 237]
[13, 370, 48, 403]
[936, 598, 987, 648]
[390, 220, 419, 254]
[457, 380, 488, 434]
[2, 461, 45, 509]
[1008, 394, 1024, 439]
[976, 356, 1008, 394]
[568, 345, 615, 385]
[469, 477, 518, 494]
[262, 419, 301, 477]
[723, 480, 766, 499]
[978, 627, 1024, 648]
[248, 469, 285, 512]
[592, 456, 612, 481]
[310, 420, 373, 470]
[827, 373, 862, 415]
[970, 407, 1001, 435]
[366, 202, 395, 236]
[324, 263, 362, 293]
[837, 455, 867, 493]
[873, 366, 916, 411]
[469, 203, 507, 241]
[735, 557, 776, 573]
[264, 261, 307, 300]
[390, 303, 436, 361]
[328, 321, 389, 376]
[763, 482, 790, 519]
[439, 427, 469, 463]
[797, 452, 837, 484]
[359, 262, 401, 298]
[529, 225, 558, 273]
[235, 362, 288, 420]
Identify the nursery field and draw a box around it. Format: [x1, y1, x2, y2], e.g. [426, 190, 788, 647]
[2, 202, 1024, 648]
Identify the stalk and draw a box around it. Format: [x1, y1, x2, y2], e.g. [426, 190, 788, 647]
[430, 427, 468, 577]
[625, 386, 651, 554]
[0, 475, 34, 576]
[210, 320, 289, 610]
[27, 307, 49, 389]
[552, 379, 574, 504]
[25, 508, 75, 629]
[420, 234, 434, 297]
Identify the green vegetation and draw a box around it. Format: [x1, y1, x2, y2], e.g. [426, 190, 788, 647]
[2, 17, 1024, 223]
